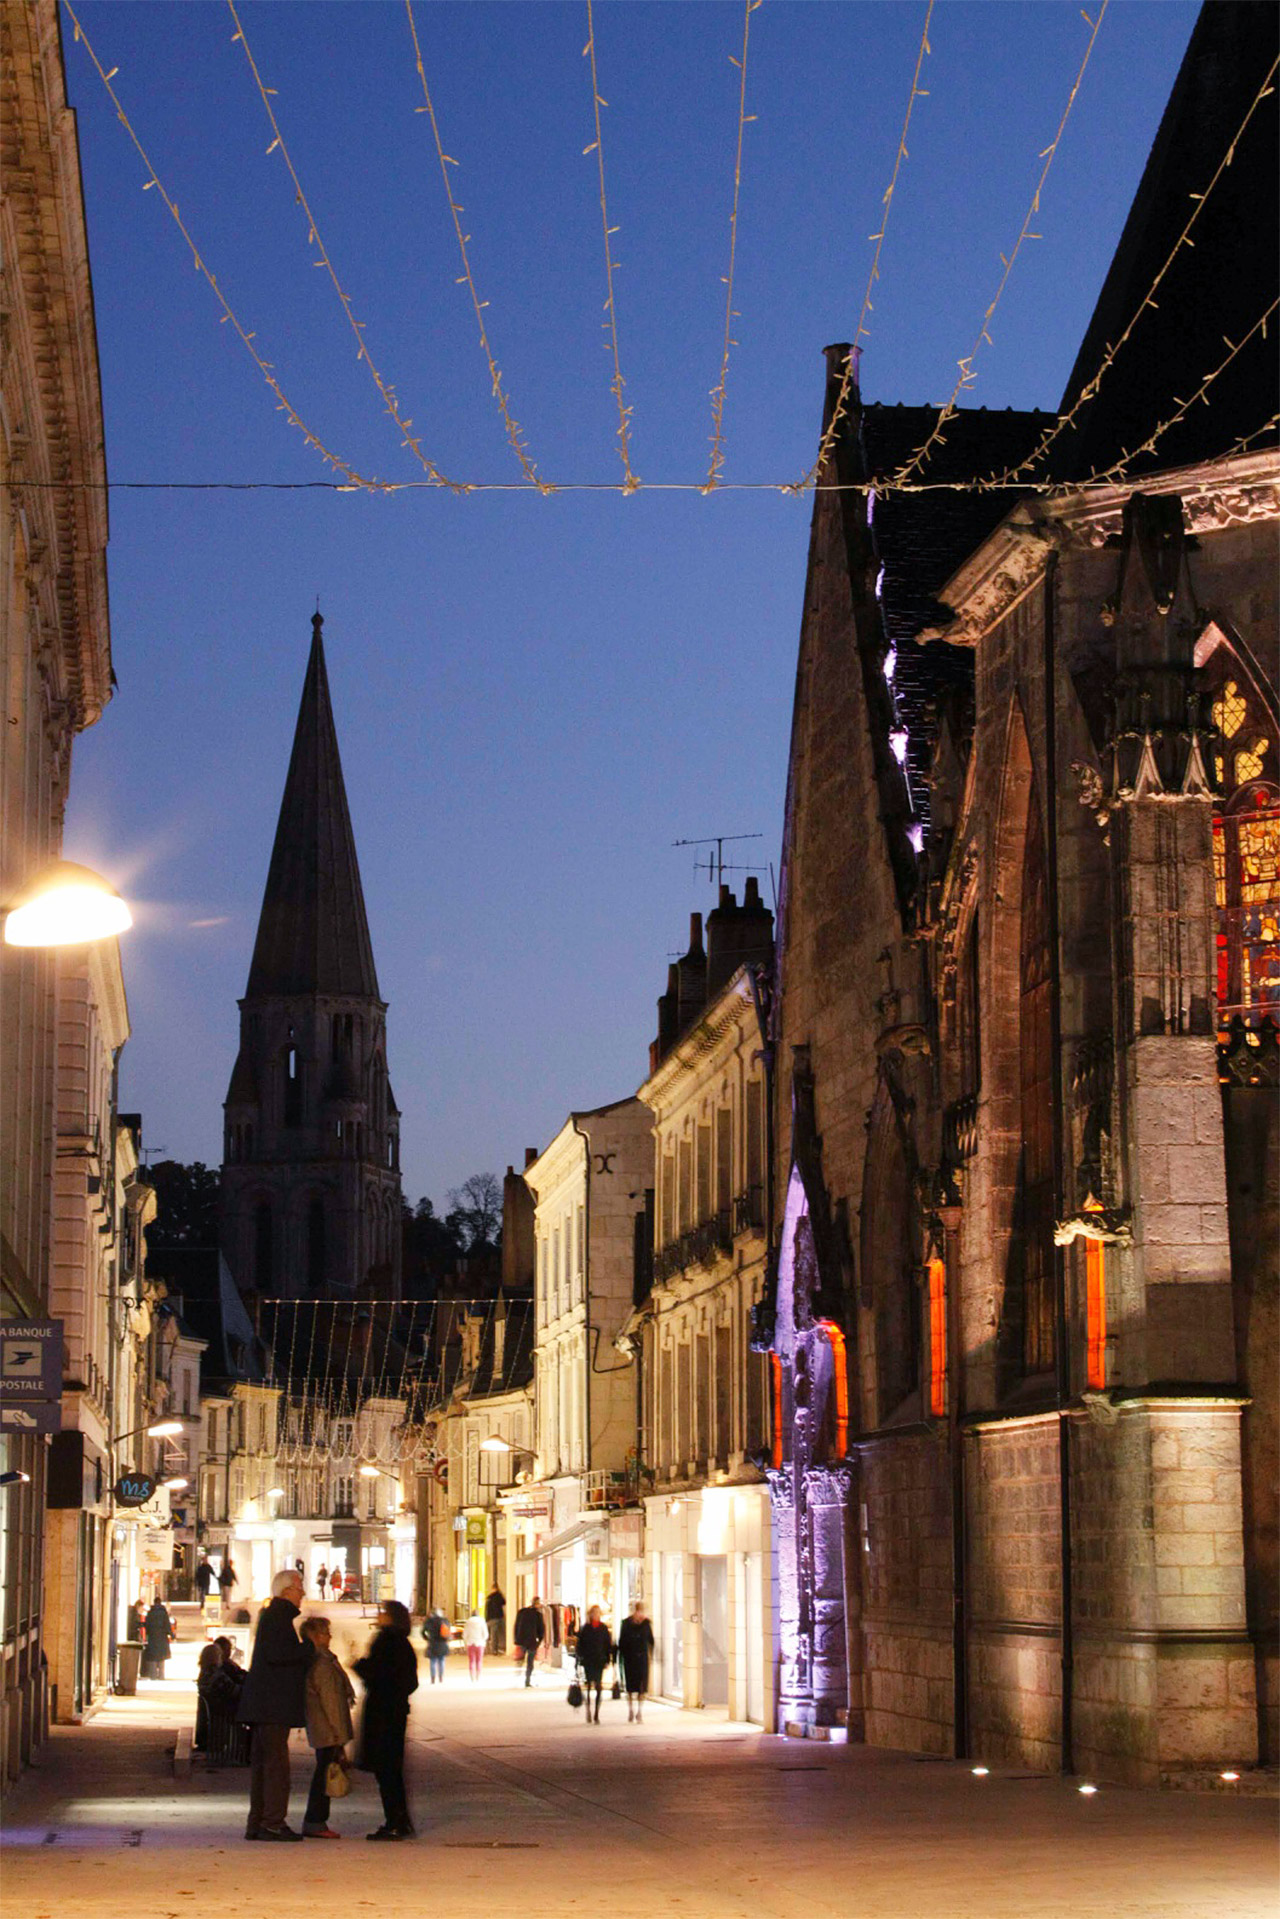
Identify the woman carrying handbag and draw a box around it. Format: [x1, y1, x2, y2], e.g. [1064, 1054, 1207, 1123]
[299, 1615, 355, 1838]
[575, 1606, 614, 1724]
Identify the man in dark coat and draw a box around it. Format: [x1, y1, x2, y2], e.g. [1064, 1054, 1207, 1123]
[194, 1557, 215, 1603]
[484, 1583, 506, 1655]
[512, 1596, 546, 1687]
[238, 1567, 310, 1840]
[575, 1606, 614, 1724]
[141, 1597, 174, 1679]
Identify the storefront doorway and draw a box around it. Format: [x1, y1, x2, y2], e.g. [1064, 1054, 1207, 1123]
[660, 1553, 683, 1700]
[745, 1551, 763, 1724]
[700, 1556, 728, 1707]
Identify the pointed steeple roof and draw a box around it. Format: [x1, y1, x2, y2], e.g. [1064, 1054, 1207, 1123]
[245, 613, 381, 1000]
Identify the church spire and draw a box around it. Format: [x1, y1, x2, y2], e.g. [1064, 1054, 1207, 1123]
[245, 612, 380, 1001]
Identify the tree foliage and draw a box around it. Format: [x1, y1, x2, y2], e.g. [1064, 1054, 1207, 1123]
[446, 1171, 502, 1252]
[144, 1159, 220, 1252]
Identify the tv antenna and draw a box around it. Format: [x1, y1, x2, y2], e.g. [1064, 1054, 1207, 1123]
[673, 832, 763, 889]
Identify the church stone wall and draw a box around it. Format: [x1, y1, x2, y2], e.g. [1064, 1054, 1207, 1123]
[860, 1433, 952, 1755]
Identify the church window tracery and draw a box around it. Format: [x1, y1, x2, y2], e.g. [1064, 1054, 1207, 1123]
[1200, 629, 1280, 1027]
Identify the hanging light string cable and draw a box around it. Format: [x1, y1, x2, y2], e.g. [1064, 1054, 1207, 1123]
[584, 0, 640, 492]
[983, 52, 1280, 489]
[794, 0, 935, 495]
[704, 0, 763, 493]
[403, 0, 548, 493]
[225, 0, 460, 492]
[888, 0, 1110, 490]
[1080, 297, 1279, 485]
[63, 1, 384, 493]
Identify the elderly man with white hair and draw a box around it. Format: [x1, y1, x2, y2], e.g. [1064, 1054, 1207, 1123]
[238, 1566, 312, 1840]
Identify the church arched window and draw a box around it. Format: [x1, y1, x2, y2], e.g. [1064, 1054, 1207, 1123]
[1198, 625, 1280, 1028]
[1019, 780, 1055, 1376]
[283, 1040, 303, 1127]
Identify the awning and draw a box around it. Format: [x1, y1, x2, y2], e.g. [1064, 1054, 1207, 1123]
[515, 1516, 606, 1569]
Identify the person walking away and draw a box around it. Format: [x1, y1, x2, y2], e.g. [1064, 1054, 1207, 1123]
[142, 1596, 174, 1679]
[354, 1599, 418, 1841]
[329, 1566, 343, 1600]
[512, 1596, 546, 1687]
[194, 1557, 215, 1606]
[237, 1566, 311, 1840]
[421, 1607, 451, 1684]
[217, 1560, 237, 1617]
[462, 1611, 487, 1682]
[195, 1640, 222, 1750]
[575, 1605, 614, 1724]
[316, 1563, 329, 1600]
[299, 1615, 355, 1839]
[617, 1602, 655, 1723]
[484, 1583, 506, 1655]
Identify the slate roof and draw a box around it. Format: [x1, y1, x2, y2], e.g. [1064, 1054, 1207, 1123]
[859, 403, 1049, 811]
[245, 613, 380, 1001]
[1052, 2, 1279, 482]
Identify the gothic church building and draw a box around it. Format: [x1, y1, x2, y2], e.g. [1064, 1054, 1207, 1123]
[221, 613, 402, 1302]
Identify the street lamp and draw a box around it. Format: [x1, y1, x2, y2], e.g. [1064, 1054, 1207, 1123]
[0, 1471, 32, 1488]
[161, 1477, 189, 1491]
[2, 860, 132, 947]
[478, 1436, 533, 1457]
[111, 1420, 183, 1445]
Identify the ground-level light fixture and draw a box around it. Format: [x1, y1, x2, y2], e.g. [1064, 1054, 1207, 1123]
[1221, 1770, 1240, 1782]
[2, 860, 132, 948]
[1078, 1783, 1098, 1796]
[970, 1766, 989, 1777]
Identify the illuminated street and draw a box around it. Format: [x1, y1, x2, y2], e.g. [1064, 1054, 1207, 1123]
[3, 1636, 1274, 1919]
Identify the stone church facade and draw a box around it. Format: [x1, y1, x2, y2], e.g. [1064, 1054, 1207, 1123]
[763, 6, 1277, 1784]
[220, 613, 402, 1302]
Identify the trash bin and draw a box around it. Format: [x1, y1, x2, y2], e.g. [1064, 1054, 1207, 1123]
[117, 1640, 143, 1695]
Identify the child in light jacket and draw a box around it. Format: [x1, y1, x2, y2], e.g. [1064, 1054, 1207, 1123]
[300, 1615, 355, 1838]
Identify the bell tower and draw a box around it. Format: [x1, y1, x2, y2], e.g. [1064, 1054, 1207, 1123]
[220, 612, 402, 1301]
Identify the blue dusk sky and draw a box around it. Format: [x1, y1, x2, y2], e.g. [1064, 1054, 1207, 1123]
[60, 0, 1198, 1208]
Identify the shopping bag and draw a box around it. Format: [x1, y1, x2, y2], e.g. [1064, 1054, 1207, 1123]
[326, 1756, 351, 1798]
[611, 1679, 622, 1700]
[567, 1679, 584, 1710]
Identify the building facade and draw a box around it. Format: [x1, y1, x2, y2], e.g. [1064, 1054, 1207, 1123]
[636, 893, 776, 1723]
[1, 0, 113, 1781]
[519, 1101, 651, 1634]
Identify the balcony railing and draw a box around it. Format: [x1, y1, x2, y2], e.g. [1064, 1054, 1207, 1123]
[654, 1210, 732, 1284]
[732, 1185, 764, 1236]
[583, 1466, 640, 1509]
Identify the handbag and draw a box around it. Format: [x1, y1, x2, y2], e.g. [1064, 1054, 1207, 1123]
[611, 1677, 622, 1700]
[325, 1755, 351, 1798]
[567, 1679, 584, 1710]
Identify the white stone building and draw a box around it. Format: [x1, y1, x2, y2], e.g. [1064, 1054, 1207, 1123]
[520, 1101, 651, 1639]
[635, 897, 777, 1725]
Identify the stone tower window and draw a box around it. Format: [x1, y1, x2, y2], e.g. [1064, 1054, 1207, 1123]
[283, 1041, 303, 1127]
[1019, 782, 1056, 1376]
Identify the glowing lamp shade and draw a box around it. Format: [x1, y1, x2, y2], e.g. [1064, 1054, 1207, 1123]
[162, 1477, 189, 1491]
[359, 1465, 383, 1479]
[479, 1437, 512, 1454]
[3, 861, 131, 948]
[147, 1421, 183, 1438]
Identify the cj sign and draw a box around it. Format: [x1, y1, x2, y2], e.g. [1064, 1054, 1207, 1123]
[114, 1473, 156, 1509]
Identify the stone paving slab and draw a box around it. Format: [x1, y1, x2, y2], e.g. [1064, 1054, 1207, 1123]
[3, 1661, 1276, 1919]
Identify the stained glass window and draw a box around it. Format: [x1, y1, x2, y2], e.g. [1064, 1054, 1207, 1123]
[1198, 628, 1280, 1028]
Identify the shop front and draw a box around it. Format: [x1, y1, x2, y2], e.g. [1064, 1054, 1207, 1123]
[512, 1484, 644, 1656]
[644, 1483, 773, 1724]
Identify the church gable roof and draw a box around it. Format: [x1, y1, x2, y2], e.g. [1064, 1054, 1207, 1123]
[245, 613, 381, 1002]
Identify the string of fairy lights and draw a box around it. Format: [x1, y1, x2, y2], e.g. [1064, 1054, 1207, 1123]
[704, 0, 763, 494]
[58, 3, 1280, 502]
[225, 0, 459, 492]
[797, 0, 935, 496]
[583, 0, 639, 491]
[403, 0, 547, 492]
[887, 0, 1110, 489]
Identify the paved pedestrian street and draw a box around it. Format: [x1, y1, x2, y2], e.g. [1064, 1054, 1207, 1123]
[3, 1647, 1275, 1919]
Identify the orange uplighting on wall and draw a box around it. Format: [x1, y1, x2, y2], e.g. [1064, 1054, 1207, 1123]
[927, 1258, 947, 1417]
[769, 1352, 784, 1469]
[1086, 1236, 1107, 1390]
[816, 1320, 849, 1458]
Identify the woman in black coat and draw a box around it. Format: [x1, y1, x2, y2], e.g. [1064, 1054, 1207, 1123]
[575, 1606, 614, 1725]
[354, 1599, 418, 1840]
[617, 1603, 655, 1723]
[142, 1598, 174, 1679]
